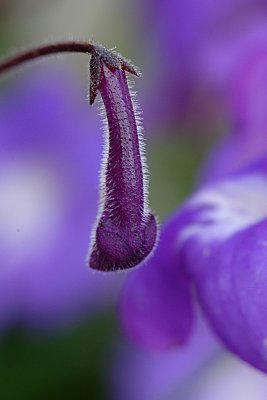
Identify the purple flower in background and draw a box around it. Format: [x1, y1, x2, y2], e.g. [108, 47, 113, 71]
[112, 314, 219, 400]
[112, 314, 267, 400]
[200, 47, 267, 184]
[0, 66, 120, 332]
[120, 47, 267, 372]
[135, 0, 267, 127]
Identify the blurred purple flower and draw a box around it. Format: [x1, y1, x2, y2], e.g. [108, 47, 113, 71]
[112, 313, 219, 400]
[201, 46, 267, 183]
[119, 48, 267, 372]
[0, 66, 120, 332]
[136, 0, 267, 127]
[112, 314, 267, 400]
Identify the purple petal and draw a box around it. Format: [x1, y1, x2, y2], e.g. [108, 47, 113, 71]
[120, 147, 267, 371]
[181, 163, 267, 372]
[112, 340, 267, 400]
[119, 210, 197, 349]
[112, 313, 219, 400]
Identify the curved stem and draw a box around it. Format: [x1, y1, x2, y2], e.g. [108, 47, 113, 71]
[0, 41, 95, 74]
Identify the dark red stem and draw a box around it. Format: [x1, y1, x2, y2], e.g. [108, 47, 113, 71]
[0, 41, 95, 74]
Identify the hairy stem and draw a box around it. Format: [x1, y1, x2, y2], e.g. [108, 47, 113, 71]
[0, 41, 95, 74]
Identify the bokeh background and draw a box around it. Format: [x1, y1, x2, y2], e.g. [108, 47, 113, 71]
[1, 1, 267, 399]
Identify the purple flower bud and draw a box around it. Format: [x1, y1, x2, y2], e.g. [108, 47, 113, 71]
[0, 40, 158, 273]
[88, 51, 158, 271]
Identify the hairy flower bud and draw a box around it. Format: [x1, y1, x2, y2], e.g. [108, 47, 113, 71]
[88, 47, 158, 271]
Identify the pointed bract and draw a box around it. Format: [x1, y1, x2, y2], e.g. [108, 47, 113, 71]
[89, 44, 140, 105]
